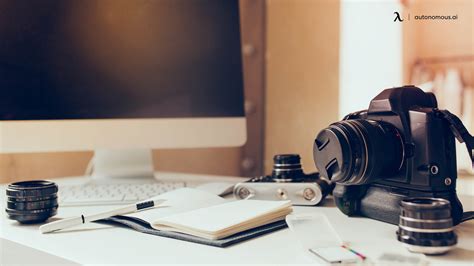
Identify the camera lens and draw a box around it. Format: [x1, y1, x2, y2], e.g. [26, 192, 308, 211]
[313, 120, 404, 185]
[6, 180, 58, 197]
[397, 198, 457, 255]
[271, 154, 305, 182]
[5, 180, 58, 224]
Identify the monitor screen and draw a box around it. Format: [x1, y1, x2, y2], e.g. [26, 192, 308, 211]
[0, 0, 244, 120]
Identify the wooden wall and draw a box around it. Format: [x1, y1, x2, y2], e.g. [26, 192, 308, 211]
[264, 0, 340, 173]
[0, 152, 92, 183]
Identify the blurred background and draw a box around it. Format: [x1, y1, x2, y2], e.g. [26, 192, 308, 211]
[1, 0, 473, 183]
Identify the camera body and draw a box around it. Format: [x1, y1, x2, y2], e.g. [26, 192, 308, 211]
[313, 86, 467, 225]
[234, 154, 333, 206]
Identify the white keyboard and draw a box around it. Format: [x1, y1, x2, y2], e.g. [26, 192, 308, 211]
[59, 181, 186, 206]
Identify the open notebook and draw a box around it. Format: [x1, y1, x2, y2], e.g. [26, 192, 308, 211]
[99, 188, 292, 247]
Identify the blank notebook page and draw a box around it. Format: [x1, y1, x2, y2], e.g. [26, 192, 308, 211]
[152, 200, 291, 233]
[128, 188, 226, 223]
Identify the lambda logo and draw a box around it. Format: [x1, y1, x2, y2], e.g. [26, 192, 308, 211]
[394, 11, 404, 22]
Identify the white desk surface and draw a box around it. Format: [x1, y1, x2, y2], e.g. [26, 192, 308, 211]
[1, 173, 474, 265]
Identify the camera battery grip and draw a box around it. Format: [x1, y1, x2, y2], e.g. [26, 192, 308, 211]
[333, 183, 464, 225]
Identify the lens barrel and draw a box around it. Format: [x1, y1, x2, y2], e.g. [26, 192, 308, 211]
[5, 180, 58, 224]
[313, 119, 404, 185]
[271, 154, 305, 182]
[397, 198, 457, 255]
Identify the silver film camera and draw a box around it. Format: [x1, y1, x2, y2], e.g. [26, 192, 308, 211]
[233, 154, 333, 206]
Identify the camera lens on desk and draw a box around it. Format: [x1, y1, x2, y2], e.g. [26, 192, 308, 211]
[5, 180, 58, 224]
[271, 154, 305, 182]
[397, 198, 457, 255]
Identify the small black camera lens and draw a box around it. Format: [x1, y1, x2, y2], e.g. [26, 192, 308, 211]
[313, 120, 404, 185]
[397, 198, 457, 255]
[5, 180, 59, 224]
[271, 154, 305, 182]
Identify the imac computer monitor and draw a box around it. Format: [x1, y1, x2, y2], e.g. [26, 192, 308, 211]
[0, 0, 246, 178]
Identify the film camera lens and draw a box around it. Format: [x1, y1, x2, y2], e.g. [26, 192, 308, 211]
[313, 120, 404, 185]
[5, 180, 58, 224]
[271, 154, 305, 182]
[397, 198, 457, 255]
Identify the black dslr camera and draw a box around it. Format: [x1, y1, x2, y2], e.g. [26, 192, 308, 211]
[313, 86, 474, 225]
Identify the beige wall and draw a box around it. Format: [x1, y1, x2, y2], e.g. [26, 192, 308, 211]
[0, 152, 92, 183]
[153, 148, 241, 176]
[403, 0, 473, 131]
[0, 148, 242, 184]
[403, 0, 474, 84]
[264, 0, 340, 173]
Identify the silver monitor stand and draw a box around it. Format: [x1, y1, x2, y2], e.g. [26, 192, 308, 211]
[88, 149, 156, 183]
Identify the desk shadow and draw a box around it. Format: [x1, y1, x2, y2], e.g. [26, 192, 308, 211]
[9, 216, 69, 228]
[456, 220, 474, 234]
[429, 247, 474, 262]
[44, 216, 62, 222]
[50, 226, 115, 234]
[317, 196, 336, 208]
[8, 216, 116, 234]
